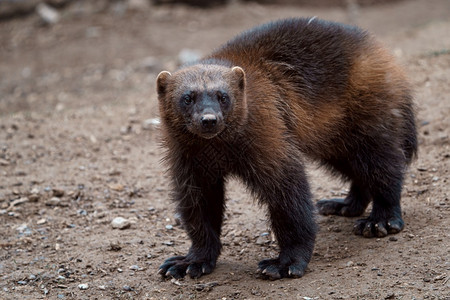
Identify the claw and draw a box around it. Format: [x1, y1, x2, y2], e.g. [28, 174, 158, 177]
[354, 216, 404, 238]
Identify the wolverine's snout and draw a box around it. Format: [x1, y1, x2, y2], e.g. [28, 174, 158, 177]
[201, 114, 218, 129]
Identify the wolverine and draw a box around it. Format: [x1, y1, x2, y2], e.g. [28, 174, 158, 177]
[156, 18, 417, 280]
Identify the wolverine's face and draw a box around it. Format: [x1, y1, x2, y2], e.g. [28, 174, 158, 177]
[156, 65, 246, 139]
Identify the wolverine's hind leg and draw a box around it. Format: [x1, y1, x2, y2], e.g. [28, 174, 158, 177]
[351, 146, 407, 238]
[317, 159, 371, 217]
[317, 146, 407, 238]
[353, 165, 405, 238]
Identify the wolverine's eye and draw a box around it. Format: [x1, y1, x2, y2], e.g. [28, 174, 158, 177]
[218, 93, 229, 104]
[183, 94, 193, 105]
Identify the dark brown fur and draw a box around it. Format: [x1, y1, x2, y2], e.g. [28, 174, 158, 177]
[156, 18, 417, 280]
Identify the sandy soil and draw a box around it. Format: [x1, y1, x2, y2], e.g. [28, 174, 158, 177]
[0, 0, 449, 299]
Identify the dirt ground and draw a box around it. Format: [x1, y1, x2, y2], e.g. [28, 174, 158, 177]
[0, 0, 449, 299]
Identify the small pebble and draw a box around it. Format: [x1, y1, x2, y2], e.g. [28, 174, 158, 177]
[123, 285, 133, 291]
[28, 193, 40, 202]
[129, 265, 143, 271]
[109, 241, 122, 251]
[45, 197, 68, 207]
[17, 280, 27, 285]
[194, 281, 218, 291]
[109, 183, 124, 191]
[111, 217, 130, 230]
[78, 283, 89, 290]
[170, 278, 183, 286]
[388, 236, 398, 242]
[52, 188, 65, 197]
[256, 235, 269, 245]
[36, 3, 60, 25]
[94, 211, 107, 219]
[165, 224, 173, 230]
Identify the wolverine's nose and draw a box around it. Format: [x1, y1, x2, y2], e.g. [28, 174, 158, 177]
[201, 114, 217, 129]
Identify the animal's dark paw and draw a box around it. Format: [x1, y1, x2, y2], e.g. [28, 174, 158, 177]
[257, 258, 307, 280]
[317, 198, 365, 217]
[158, 255, 215, 279]
[353, 216, 404, 238]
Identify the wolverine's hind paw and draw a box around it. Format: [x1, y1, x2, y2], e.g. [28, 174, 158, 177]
[257, 258, 307, 280]
[158, 255, 215, 279]
[353, 216, 404, 238]
[317, 198, 366, 217]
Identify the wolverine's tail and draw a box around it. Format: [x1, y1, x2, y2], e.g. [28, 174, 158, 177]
[402, 98, 418, 165]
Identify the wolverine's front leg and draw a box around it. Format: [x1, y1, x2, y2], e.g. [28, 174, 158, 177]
[253, 163, 317, 280]
[159, 176, 225, 279]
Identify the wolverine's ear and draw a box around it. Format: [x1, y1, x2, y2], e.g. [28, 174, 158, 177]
[156, 71, 172, 97]
[231, 66, 246, 91]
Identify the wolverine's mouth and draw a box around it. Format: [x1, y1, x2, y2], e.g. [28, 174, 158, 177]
[188, 125, 223, 139]
[198, 131, 220, 139]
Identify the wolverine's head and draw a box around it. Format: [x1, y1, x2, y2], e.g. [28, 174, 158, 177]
[156, 64, 247, 139]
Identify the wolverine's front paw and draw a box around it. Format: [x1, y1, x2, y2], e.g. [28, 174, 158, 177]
[257, 257, 308, 280]
[158, 255, 216, 279]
